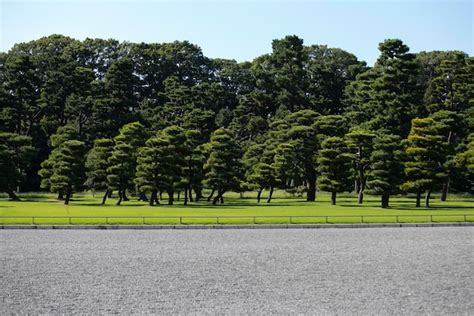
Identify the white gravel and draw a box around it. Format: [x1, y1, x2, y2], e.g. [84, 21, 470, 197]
[1, 228, 473, 314]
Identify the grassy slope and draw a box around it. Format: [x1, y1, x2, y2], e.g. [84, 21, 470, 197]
[0, 191, 473, 225]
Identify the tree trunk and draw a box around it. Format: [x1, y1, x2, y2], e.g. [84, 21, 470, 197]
[441, 177, 450, 202]
[57, 191, 64, 200]
[212, 189, 225, 205]
[381, 192, 389, 208]
[212, 194, 219, 205]
[306, 174, 316, 202]
[425, 189, 431, 208]
[194, 188, 203, 202]
[267, 186, 274, 203]
[184, 188, 188, 205]
[415, 191, 421, 208]
[159, 191, 163, 200]
[6, 189, 20, 201]
[354, 178, 361, 196]
[139, 192, 148, 202]
[108, 190, 113, 198]
[207, 189, 215, 202]
[177, 191, 180, 201]
[101, 189, 109, 205]
[256, 188, 263, 203]
[122, 190, 129, 201]
[331, 191, 336, 205]
[188, 188, 194, 202]
[149, 190, 158, 206]
[64, 188, 72, 205]
[168, 190, 174, 205]
[357, 190, 364, 204]
[116, 189, 123, 206]
[239, 192, 244, 199]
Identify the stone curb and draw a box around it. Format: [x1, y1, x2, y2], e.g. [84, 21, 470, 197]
[1, 223, 473, 230]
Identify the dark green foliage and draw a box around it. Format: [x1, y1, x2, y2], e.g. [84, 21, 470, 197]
[317, 137, 353, 205]
[241, 143, 278, 202]
[401, 118, 445, 207]
[0, 133, 35, 200]
[204, 128, 243, 204]
[346, 128, 375, 204]
[135, 125, 187, 205]
[346, 39, 423, 137]
[1, 34, 472, 202]
[107, 122, 147, 205]
[455, 133, 474, 191]
[40, 139, 86, 204]
[366, 134, 404, 208]
[85, 138, 114, 203]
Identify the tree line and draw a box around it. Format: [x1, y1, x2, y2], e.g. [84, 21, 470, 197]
[0, 34, 472, 207]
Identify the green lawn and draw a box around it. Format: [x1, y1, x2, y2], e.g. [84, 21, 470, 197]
[1, 191, 473, 225]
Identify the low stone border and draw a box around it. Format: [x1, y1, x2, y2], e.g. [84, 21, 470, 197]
[1, 222, 473, 230]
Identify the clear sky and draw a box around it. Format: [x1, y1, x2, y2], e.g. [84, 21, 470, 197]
[1, 0, 472, 65]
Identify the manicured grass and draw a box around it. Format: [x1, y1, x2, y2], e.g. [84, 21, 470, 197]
[0, 191, 473, 225]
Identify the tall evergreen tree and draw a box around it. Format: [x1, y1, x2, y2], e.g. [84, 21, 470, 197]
[107, 122, 147, 205]
[317, 137, 353, 205]
[85, 138, 114, 204]
[366, 134, 404, 208]
[135, 126, 187, 205]
[204, 128, 243, 204]
[346, 128, 375, 204]
[40, 140, 86, 204]
[0, 133, 35, 200]
[401, 118, 444, 207]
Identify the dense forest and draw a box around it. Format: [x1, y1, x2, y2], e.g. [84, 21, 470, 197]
[0, 34, 472, 207]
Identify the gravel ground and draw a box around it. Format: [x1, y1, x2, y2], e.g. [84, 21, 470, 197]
[1, 228, 473, 314]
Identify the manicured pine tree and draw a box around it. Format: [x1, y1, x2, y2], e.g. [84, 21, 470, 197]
[242, 142, 279, 203]
[366, 134, 404, 208]
[241, 143, 265, 201]
[204, 128, 243, 205]
[272, 142, 302, 195]
[182, 129, 207, 204]
[346, 128, 375, 204]
[107, 122, 147, 205]
[135, 126, 187, 205]
[401, 118, 444, 208]
[454, 133, 474, 192]
[317, 137, 353, 205]
[39, 125, 79, 200]
[43, 140, 87, 204]
[281, 110, 320, 201]
[248, 163, 277, 203]
[0, 133, 35, 200]
[430, 110, 462, 201]
[85, 138, 114, 204]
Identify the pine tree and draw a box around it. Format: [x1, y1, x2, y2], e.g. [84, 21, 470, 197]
[0, 133, 35, 200]
[346, 128, 375, 204]
[455, 133, 474, 192]
[39, 125, 79, 200]
[135, 126, 187, 205]
[85, 138, 114, 204]
[317, 137, 353, 205]
[182, 129, 207, 204]
[41, 140, 86, 204]
[366, 134, 404, 208]
[107, 122, 147, 205]
[401, 118, 444, 207]
[204, 128, 243, 204]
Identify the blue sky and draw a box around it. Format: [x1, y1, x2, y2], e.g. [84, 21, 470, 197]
[1, 0, 472, 65]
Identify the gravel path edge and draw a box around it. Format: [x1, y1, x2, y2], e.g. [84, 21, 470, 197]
[2, 222, 473, 229]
